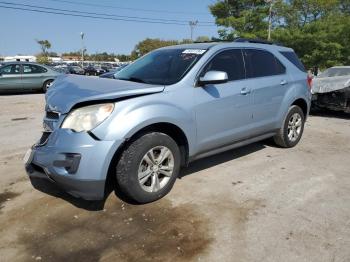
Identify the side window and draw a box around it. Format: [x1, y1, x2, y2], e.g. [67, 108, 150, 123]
[244, 49, 286, 78]
[0, 64, 21, 75]
[280, 51, 306, 72]
[23, 64, 48, 74]
[201, 49, 245, 81]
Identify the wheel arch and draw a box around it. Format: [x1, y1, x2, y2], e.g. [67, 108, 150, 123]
[291, 98, 309, 119]
[104, 122, 190, 198]
[42, 78, 55, 88]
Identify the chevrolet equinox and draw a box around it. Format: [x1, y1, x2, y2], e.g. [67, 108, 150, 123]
[25, 39, 311, 203]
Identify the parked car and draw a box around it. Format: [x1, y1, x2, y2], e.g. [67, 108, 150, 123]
[84, 65, 107, 76]
[99, 64, 129, 79]
[98, 71, 116, 79]
[311, 66, 350, 113]
[53, 65, 69, 74]
[0, 62, 61, 93]
[67, 66, 85, 75]
[25, 39, 311, 203]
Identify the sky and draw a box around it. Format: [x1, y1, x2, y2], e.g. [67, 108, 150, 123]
[0, 0, 219, 56]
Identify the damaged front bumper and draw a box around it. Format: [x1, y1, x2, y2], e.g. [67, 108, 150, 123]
[312, 87, 350, 113]
[24, 129, 123, 200]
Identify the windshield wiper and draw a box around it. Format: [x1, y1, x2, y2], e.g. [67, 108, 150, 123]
[117, 77, 148, 84]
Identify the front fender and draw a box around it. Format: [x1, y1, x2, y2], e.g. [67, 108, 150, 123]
[92, 100, 196, 154]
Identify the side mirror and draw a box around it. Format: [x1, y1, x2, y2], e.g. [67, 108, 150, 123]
[198, 71, 228, 86]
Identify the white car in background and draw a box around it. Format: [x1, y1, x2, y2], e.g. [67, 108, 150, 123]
[312, 66, 350, 113]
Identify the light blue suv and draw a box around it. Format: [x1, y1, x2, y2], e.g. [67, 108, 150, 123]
[25, 39, 311, 203]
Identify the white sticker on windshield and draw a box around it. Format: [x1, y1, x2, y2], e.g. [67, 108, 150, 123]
[182, 49, 206, 55]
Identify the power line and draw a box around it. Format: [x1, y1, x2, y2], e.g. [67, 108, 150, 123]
[0, 4, 216, 27]
[43, 0, 210, 16]
[1, 1, 214, 24]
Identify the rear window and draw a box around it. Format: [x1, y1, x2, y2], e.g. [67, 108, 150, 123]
[318, 67, 350, 78]
[280, 51, 306, 72]
[243, 49, 286, 78]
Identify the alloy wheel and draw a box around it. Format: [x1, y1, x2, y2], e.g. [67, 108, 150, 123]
[138, 146, 174, 193]
[287, 113, 302, 142]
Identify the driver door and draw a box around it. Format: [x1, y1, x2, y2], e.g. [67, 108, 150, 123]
[194, 49, 253, 154]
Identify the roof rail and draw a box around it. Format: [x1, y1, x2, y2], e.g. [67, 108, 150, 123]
[192, 39, 230, 44]
[233, 38, 283, 46]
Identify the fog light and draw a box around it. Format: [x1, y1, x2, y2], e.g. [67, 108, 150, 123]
[53, 153, 81, 174]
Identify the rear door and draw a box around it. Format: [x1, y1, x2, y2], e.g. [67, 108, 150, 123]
[22, 64, 47, 90]
[194, 49, 253, 153]
[0, 64, 22, 91]
[242, 49, 290, 134]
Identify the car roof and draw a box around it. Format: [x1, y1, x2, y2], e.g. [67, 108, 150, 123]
[161, 41, 293, 52]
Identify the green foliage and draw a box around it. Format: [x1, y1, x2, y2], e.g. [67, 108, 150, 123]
[209, 0, 350, 69]
[36, 55, 51, 65]
[130, 38, 208, 59]
[89, 52, 115, 62]
[273, 14, 350, 68]
[115, 54, 132, 62]
[195, 36, 211, 42]
[36, 39, 51, 55]
[209, 0, 270, 39]
[130, 38, 179, 60]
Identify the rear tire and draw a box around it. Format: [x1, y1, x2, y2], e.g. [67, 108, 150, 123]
[115, 132, 181, 204]
[42, 80, 53, 93]
[273, 105, 305, 148]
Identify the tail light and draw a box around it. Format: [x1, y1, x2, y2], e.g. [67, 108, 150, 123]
[307, 75, 313, 89]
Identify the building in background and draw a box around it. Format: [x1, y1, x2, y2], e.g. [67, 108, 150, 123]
[61, 55, 81, 62]
[4, 55, 37, 62]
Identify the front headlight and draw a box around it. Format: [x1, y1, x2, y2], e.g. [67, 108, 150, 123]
[61, 103, 114, 132]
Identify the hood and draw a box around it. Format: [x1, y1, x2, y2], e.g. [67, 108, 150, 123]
[45, 75, 165, 113]
[312, 75, 350, 94]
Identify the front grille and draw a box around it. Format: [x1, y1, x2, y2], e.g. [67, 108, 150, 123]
[46, 111, 59, 119]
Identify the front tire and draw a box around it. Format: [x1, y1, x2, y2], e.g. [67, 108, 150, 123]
[273, 105, 305, 148]
[116, 132, 181, 203]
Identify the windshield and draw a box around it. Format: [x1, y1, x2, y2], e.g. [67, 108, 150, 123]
[115, 48, 207, 85]
[319, 67, 350, 78]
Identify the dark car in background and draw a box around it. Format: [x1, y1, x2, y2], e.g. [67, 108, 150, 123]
[99, 64, 128, 79]
[0, 62, 60, 93]
[84, 65, 107, 76]
[67, 65, 85, 75]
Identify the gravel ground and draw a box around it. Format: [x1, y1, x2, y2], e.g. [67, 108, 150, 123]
[0, 93, 349, 262]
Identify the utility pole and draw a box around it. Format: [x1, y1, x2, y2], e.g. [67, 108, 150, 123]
[80, 32, 85, 67]
[189, 20, 198, 41]
[266, 0, 274, 41]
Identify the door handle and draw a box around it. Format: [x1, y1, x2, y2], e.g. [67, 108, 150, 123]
[280, 80, 288, 86]
[240, 87, 251, 95]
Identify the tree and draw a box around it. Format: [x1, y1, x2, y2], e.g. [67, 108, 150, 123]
[36, 39, 52, 56]
[209, 0, 271, 39]
[116, 54, 132, 62]
[195, 36, 211, 42]
[36, 55, 51, 65]
[209, 0, 350, 69]
[130, 38, 179, 59]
